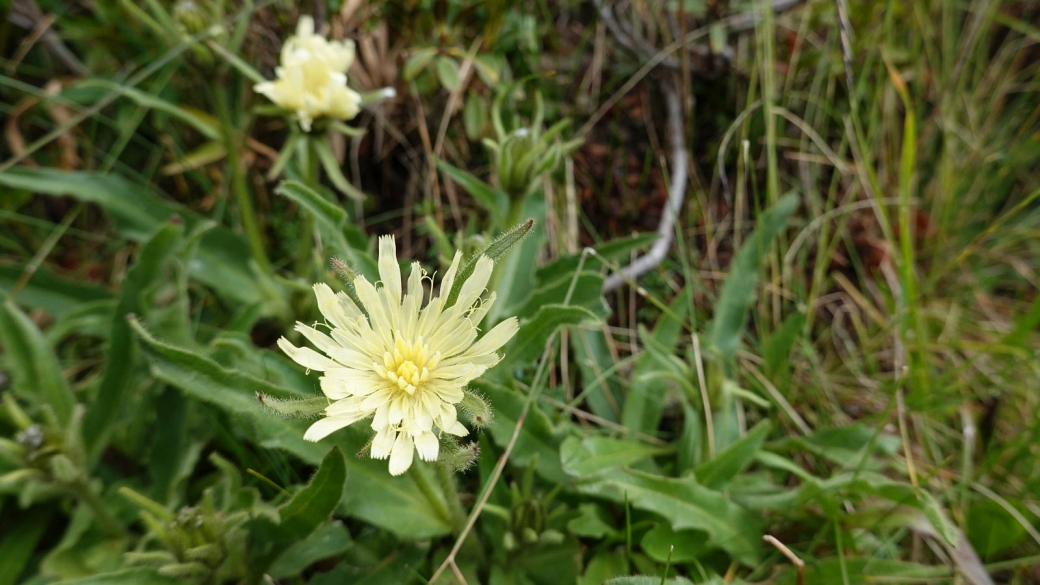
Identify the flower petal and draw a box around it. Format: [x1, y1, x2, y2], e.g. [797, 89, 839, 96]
[415, 432, 439, 461]
[388, 433, 415, 475]
[278, 337, 336, 371]
[377, 235, 402, 305]
[303, 412, 365, 441]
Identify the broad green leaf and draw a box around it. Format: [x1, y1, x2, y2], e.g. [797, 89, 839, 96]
[435, 157, 506, 225]
[0, 506, 54, 585]
[967, 499, 1027, 557]
[269, 521, 352, 579]
[572, 327, 625, 422]
[693, 421, 771, 490]
[402, 48, 437, 81]
[474, 380, 570, 483]
[84, 220, 184, 458]
[706, 194, 798, 368]
[0, 168, 277, 309]
[435, 55, 461, 91]
[464, 92, 487, 141]
[640, 522, 709, 563]
[560, 436, 670, 477]
[495, 304, 600, 374]
[336, 452, 451, 539]
[0, 265, 111, 318]
[579, 552, 628, 585]
[622, 288, 690, 434]
[513, 271, 609, 320]
[0, 299, 76, 425]
[278, 447, 347, 538]
[776, 558, 951, 585]
[572, 468, 761, 565]
[567, 503, 616, 538]
[129, 316, 327, 463]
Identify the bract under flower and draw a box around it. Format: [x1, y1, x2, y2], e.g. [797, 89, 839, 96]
[254, 16, 362, 131]
[278, 236, 519, 475]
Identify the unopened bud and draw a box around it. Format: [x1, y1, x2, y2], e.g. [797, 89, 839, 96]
[439, 440, 479, 472]
[459, 390, 493, 429]
[257, 394, 327, 419]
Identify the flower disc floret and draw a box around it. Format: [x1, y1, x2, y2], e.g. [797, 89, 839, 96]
[278, 236, 519, 475]
[254, 16, 362, 131]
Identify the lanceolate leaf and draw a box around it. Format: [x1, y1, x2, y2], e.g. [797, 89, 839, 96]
[129, 316, 326, 463]
[279, 447, 347, 538]
[570, 467, 761, 565]
[0, 299, 76, 426]
[706, 194, 798, 367]
[0, 168, 276, 309]
[495, 304, 600, 374]
[83, 220, 184, 459]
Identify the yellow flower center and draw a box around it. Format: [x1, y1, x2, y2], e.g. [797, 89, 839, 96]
[381, 335, 440, 395]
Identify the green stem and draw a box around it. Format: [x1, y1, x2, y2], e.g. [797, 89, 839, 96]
[435, 464, 486, 562]
[409, 463, 452, 529]
[214, 87, 270, 274]
[75, 481, 125, 538]
[294, 137, 321, 275]
[436, 463, 467, 534]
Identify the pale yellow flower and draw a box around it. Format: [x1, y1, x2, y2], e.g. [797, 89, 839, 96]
[278, 236, 519, 475]
[254, 16, 362, 131]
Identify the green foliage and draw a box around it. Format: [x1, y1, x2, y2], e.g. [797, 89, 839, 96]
[2, 0, 1038, 583]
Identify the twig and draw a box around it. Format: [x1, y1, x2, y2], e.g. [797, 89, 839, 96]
[603, 80, 687, 292]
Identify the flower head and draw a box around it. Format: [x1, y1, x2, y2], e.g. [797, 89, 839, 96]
[254, 16, 362, 131]
[278, 236, 519, 475]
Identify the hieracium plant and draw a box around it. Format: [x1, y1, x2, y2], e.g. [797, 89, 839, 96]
[254, 16, 394, 200]
[269, 223, 531, 475]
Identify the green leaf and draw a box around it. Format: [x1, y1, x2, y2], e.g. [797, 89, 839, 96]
[535, 233, 659, 284]
[496, 304, 600, 373]
[279, 447, 347, 539]
[0, 506, 54, 585]
[572, 327, 625, 422]
[0, 298, 76, 425]
[78, 79, 220, 139]
[621, 289, 690, 434]
[129, 317, 328, 464]
[777, 558, 950, 585]
[0, 265, 111, 318]
[568, 503, 616, 538]
[513, 271, 609, 320]
[705, 194, 798, 368]
[269, 521, 352, 579]
[605, 577, 695, 585]
[560, 436, 670, 477]
[49, 568, 180, 585]
[0, 168, 278, 310]
[402, 48, 437, 81]
[435, 157, 506, 225]
[693, 421, 771, 490]
[84, 220, 184, 458]
[314, 139, 366, 201]
[435, 55, 461, 91]
[572, 468, 761, 565]
[276, 180, 347, 230]
[640, 522, 709, 563]
[464, 92, 487, 141]
[473, 380, 570, 483]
